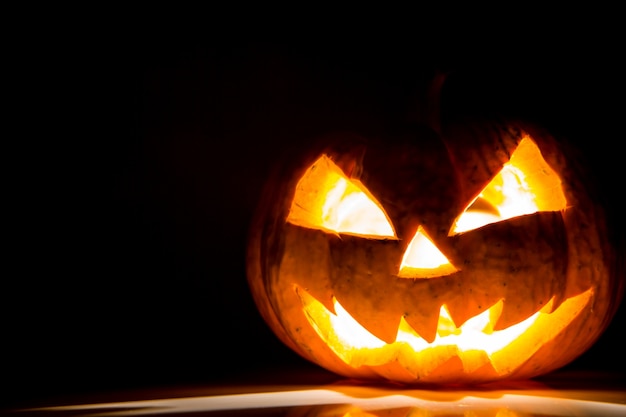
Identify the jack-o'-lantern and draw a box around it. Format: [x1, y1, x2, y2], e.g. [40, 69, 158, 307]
[246, 92, 622, 384]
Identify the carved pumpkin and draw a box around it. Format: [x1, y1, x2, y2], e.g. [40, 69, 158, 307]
[246, 115, 622, 384]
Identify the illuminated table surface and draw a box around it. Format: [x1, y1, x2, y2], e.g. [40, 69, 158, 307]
[11, 368, 626, 417]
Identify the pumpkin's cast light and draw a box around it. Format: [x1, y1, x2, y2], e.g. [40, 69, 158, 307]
[246, 105, 622, 384]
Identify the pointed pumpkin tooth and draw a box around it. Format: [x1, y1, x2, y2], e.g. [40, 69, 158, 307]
[465, 360, 500, 382]
[441, 301, 475, 329]
[282, 225, 337, 314]
[369, 360, 419, 383]
[551, 295, 566, 314]
[334, 297, 400, 344]
[422, 356, 465, 383]
[404, 344, 463, 381]
[495, 297, 548, 331]
[456, 349, 491, 374]
[403, 311, 439, 343]
[299, 284, 336, 314]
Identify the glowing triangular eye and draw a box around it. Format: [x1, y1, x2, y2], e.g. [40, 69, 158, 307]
[450, 136, 568, 235]
[287, 155, 396, 238]
[398, 226, 458, 278]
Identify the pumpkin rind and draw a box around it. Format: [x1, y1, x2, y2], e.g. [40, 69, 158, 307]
[246, 119, 622, 384]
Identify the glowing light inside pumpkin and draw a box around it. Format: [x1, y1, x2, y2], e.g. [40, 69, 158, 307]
[398, 226, 458, 278]
[451, 136, 567, 235]
[298, 286, 592, 374]
[314, 293, 537, 354]
[288, 155, 395, 238]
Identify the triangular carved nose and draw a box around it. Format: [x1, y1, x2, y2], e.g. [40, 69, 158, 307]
[398, 226, 458, 279]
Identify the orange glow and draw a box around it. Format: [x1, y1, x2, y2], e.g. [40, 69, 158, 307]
[398, 226, 458, 278]
[274, 136, 598, 382]
[29, 386, 626, 416]
[287, 155, 395, 238]
[298, 286, 592, 376]
[451, 137, 567, 235]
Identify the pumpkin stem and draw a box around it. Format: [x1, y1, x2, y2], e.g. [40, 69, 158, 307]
[409, 70, 448, 135]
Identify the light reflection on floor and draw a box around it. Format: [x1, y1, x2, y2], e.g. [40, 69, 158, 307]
[16, 378, 626, 417]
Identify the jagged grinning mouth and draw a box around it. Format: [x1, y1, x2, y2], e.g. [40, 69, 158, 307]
[297, 286, 593, 376]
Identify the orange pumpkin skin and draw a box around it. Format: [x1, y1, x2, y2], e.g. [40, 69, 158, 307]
[246, 118, 623, 384]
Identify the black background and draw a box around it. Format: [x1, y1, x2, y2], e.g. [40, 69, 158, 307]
[5, 13, 625, 408]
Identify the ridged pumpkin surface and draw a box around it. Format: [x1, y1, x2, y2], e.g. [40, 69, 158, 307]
[246, 119, 621, 384]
